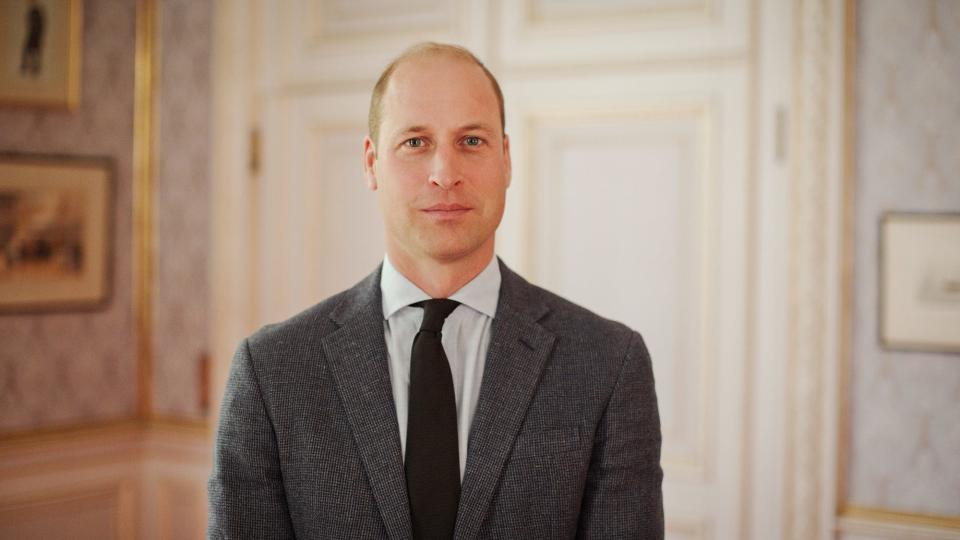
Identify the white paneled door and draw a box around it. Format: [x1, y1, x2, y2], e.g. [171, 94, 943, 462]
[215, 1, 798, 538]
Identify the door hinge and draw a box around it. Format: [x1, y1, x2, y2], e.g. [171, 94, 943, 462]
[249, 127, 261, 175]
[775, 106, 788, 163]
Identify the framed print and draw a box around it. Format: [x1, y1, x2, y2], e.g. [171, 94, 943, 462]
[0, 0, 82, 108]
[0, 154, 112, 312]
[880, 212, 960, 353]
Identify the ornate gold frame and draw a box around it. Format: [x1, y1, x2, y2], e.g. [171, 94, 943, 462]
[133, 0, 208, 432]
[0, 153, 113, 312]
[133, 0, 156, 420]
[0, 0, 83, 108]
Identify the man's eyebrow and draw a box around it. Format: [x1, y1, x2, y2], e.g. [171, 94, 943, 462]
[397, 126, 430, 136]
[459, 123, 495, 133]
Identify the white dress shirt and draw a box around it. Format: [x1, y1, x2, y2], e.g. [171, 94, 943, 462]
[380, 254, 501, 478]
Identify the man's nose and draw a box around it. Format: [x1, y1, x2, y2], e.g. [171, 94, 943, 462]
[428, 146, 463, 190]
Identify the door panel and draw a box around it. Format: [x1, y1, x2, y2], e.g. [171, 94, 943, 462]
[260, 92, 384, 320]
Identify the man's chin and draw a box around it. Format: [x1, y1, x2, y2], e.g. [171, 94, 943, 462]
[418, 240, 490, 265]
[425, 247, 479, 264]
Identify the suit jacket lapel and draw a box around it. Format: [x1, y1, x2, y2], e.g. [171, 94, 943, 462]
[454, 261, 556, 539]
[322, 267, 412, 540]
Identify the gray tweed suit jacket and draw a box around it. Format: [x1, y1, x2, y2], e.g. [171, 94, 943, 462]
[208, 259, 663, 539]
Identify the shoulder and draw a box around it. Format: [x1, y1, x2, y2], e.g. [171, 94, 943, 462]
[243, 266, 381, 357]
[244, 291, 344, 352]
[538, 285, 634, 340]
[533, 283, 646, 365]
[499, 262, 655, 403]
[499, 261, 643, 356]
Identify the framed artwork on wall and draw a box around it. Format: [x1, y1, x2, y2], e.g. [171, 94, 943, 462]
[0, 0, 83, 108]
[0, 154, 112, 312]
[879, 212, 960, 353]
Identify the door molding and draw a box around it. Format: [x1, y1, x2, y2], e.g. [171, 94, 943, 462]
[785, 0, 848, 538]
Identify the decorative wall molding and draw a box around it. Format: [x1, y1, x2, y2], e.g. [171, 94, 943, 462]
[209, 0, 260, 420]
[134, 0, 158, 420]
[494, 0, 749, 70]
[499, 61, 750, 536]
[523, 108, 713, 482]
[521, 0, 713, 25]
[0, 422, 209, 539]
[666, 516, 713, 540]
[262, 0, 483, 89]
[256, 92, 385, 320]
[307, 0, 457, 44]
[154, 477, 208, 539]
[786, 0, 846, 538]
[839, 507, 960, 539]
[0, 483, 135, 540]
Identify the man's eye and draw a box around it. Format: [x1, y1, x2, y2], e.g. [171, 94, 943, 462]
[404, 138, 425, 148]
[464, 136, 482, 146]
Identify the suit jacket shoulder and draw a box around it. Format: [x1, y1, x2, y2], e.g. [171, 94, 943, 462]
[212, 264, 404, 539]
[243, 266, 382, 372]
[521, 278, 634, 341]
[496, 261, 640, 379]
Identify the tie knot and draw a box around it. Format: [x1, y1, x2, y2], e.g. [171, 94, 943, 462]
[414, 299, 460, 333]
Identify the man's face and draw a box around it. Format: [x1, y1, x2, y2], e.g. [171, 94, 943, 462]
[363, 55, 511, 267]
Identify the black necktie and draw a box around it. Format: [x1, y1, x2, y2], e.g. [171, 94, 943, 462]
[406, 299, 461, 540]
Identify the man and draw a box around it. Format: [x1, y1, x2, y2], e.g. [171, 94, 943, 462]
[209, 42, 663, 539]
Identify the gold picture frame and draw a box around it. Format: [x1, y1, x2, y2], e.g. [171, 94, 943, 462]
[0, 154, 112, 312]
[0, 0, 83, 108]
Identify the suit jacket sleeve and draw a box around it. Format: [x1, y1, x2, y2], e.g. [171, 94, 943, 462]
[577, 331, 664, 539]
[208, 338, 296, 539]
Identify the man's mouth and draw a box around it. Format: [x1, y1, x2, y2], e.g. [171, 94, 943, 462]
[422, 203, 472, 217]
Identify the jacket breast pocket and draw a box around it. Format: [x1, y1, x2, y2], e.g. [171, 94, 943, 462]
[509, 426, 582, 461]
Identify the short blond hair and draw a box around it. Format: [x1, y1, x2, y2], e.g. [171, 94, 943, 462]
[368, 42, 505, 146]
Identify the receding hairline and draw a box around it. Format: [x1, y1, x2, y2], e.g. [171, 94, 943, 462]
[368, 42, 505, 146]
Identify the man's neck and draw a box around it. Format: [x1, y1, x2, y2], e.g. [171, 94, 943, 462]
[387, 244, 495, 299]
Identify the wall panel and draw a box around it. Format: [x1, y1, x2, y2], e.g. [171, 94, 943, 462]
[528, 112, 708, 478]
[259, 92, 385, 320]
[0, 485, 134, 540]
[501, 65, 749, 538]
[0, 425, 208, 540]
[494, 0, 748, 69]
[261, 0, 486, 88]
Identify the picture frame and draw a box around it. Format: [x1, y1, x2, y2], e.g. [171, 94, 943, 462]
[879, 212, 960, 353]
[0, 0, 83, 108]
[0, 154, 112, 312]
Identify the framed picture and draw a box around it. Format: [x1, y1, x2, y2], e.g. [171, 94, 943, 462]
[879, 212, 960, 353]
[0, 0, 83, 108]
[0, 154, 112, 312]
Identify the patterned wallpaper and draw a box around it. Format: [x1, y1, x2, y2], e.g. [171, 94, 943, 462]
[151, 0, 212, 420]
[849, 0, 960, 516]
[0, 0, 215, 432]
[0, 0, 138, 433]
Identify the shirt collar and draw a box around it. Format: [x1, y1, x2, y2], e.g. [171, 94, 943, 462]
[380, 254, 501, 320]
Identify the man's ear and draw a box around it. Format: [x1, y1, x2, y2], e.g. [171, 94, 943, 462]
[363, 135, 378, 190]
[503, 133, 512, 188]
